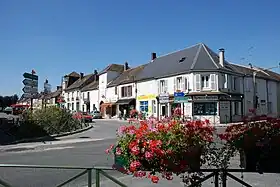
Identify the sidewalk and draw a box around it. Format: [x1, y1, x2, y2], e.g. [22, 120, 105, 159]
[91, 175, 185, 187]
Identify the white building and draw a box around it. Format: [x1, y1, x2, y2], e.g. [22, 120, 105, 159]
[133, 43, 280, 124]
[106, 64, 145, 118]
[98, 63, 126, 118]
[80, 77, 99, 112]
[63, 72, 95, 112]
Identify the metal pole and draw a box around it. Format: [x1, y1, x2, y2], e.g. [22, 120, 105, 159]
[253, 72, 257, 115]
[214, 172, 219, 187]
[95, 169, 100, 187]
[87, 169, 92, 187]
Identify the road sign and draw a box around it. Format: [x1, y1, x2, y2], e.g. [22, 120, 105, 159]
[22, 86, 38, 94]
[174, 92, 184, 97]
[22, 79, 38, 87]
[174, 96, 190, 103]
[159, 93, 169, 104]
[22, 93, 33, 99]
[23, 72, 38, 80]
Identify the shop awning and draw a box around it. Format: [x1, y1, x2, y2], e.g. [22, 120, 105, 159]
[116, 98, 135, 105]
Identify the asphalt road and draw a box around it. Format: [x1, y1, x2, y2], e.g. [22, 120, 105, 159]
[0, 120, 127, 187]
[0, 120, 279, 187]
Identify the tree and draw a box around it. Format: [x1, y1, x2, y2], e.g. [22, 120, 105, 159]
[0, 94, 19, 108]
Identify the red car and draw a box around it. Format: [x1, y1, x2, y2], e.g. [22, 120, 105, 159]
[73, 112, 93, 122]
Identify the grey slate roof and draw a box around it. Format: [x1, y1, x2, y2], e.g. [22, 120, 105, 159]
[65, 74, 94, 91]
[45, 88, 62, 99]
[136, 43, 230, 80]
[135, 43, 280, 81]
[108, 65, 146, 87]
[99, 64, 124, 75]
[65, 71, 80, 78]
[80, 81, 99, 92]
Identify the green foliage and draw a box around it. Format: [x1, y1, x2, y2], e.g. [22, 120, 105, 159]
[21, 106, 81, 136]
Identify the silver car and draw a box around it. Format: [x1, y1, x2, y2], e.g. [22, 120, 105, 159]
[91, 111, 102, 119]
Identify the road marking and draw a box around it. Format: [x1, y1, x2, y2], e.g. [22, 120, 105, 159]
[0, 138, 106, 152]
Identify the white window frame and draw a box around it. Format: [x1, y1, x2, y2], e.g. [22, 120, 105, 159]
[176, 77, 183, 91]
[159, 80, 168, 93]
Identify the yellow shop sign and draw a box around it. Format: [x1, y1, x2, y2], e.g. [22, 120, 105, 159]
[137, 94, 156, 101]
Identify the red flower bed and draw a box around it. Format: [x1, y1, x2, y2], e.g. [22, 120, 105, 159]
[106, 117, 215, 184]
[219, 115, 280, 172]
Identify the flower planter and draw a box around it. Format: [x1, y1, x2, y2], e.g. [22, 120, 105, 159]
[113, 147, 202, 173]
[240, 146, 280, 173]
[113, 154, 129, 174]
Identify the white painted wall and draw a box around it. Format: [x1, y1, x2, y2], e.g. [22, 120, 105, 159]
[136, 80, 158, 117]
[118, 83, 136, 99]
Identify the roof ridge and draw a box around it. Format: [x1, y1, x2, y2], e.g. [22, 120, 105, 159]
[152, 43, 202, 61]
[201, 44, 220, 68]
[190, 44, 202, 69]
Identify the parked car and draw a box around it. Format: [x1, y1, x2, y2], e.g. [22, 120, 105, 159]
[91, 111, 102, 119]
[73, 112, 93, 122]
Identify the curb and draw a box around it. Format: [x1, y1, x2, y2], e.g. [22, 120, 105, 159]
[7, 124, 94, 145]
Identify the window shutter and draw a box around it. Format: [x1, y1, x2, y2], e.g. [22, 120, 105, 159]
[157, 81, 160, 94]
[210, 74, 216, 90]
[195, 74, 201, 91]
[164, 80, 168, 93]
[174, 77, 176, 92]
[185, 78, 188, 91]
[182, 77, 185, 92]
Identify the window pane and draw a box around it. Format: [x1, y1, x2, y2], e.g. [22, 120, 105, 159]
[144, 106, 148, 112]
[193, 102, 217, 115]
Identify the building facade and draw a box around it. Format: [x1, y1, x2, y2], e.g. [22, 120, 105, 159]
[55, 43, 280, 124]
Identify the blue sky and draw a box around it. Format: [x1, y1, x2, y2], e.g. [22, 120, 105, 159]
[1, 0, 280, 96]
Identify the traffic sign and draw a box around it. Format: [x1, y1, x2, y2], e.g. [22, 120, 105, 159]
[174, 92, 184, 97]
[22, 86, 38, 94]
[174, 96, 190, 103]
[22, 93, 33, 99]
[159, 93, 169, 104]
[23, 72, 38, 80]
[22, 79, 38, 87]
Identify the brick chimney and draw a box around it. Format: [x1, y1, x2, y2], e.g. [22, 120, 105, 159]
[219, 48, 225, 67]
[151, 52, 157, 60]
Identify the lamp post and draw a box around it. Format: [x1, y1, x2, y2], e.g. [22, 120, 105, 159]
[249, 63, 280, 114]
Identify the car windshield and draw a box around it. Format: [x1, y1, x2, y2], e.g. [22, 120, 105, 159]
[94, 111, 100, 114]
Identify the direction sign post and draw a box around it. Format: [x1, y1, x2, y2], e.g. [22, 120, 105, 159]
[22, 71, 39, 111]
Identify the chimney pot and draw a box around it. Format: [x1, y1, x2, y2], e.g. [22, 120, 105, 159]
[80, 72, 84, 78]
[219, 48, 225, 67]
[151, 52, 157, 60]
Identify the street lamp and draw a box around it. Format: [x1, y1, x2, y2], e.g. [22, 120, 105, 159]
[249, 62, 280, 113]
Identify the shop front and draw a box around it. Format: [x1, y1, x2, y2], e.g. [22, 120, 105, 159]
[100, 101, 116, 118]
[136, 94, 157, 118]
[116, 98, 136, 118]
[188, 92, 244, 124]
